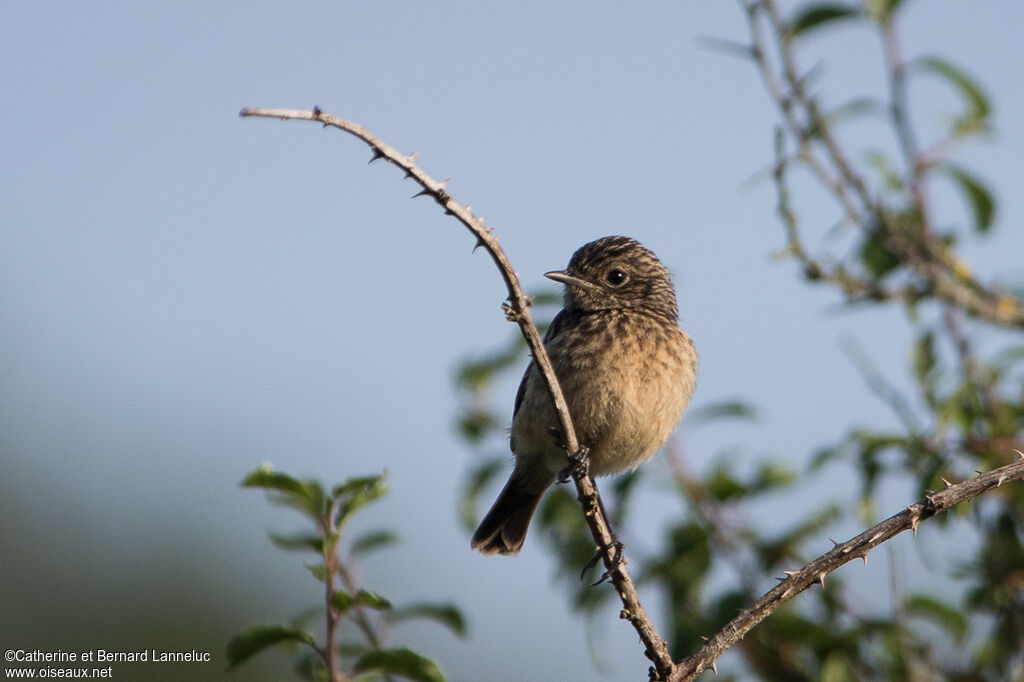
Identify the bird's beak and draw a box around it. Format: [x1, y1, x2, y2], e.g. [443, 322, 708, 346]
[544, 270, 591, 289]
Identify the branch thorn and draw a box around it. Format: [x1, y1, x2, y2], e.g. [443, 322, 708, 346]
[908, 508, 922, 537]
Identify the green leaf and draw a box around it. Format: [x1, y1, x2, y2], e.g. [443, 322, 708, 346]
[866, 0, 908, 23]
[648, 522, 712, 610]
[939, 164, 995, 233]
[337, 641, 371, 658]
[750, 461, 797, 493]
[789, 3, 861, 37]
[864, 150, 903, 192]
[269, 532, 324, 554]
[913, 331, 937, 383]
[332, 472, 388, 499]
[610, 468, 643, 524]
[293, 650, 330, 681]
[333, 473, 389, 528]
[352, 648, 445, 682]
[686, 400, 758, 427]
[455, 343, 524, 391]
[242, 465, 311, 497]
[241, 465, 325, 516]
[705, 464, 747, 502]
[456, 409, 500, 442]
[993, 344, 1024, 371]
[386, 603, 468, 638]
[225, 624, 316, 668]
[913, 330, 939, 408]
[333, 589, 392, 615]
[914, 56, 990, 134]
[907, 594, 968, 642]
[351, 529, 399, 556]
[859, 227, 901, 280]
[696, 36, 757, 61]
[809, 444, 840, 471]
[305, 563, 328, 583]
[827, 97, 884, 126]
[459, 458, 506, 530]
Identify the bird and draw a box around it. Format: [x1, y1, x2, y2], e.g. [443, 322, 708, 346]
[471, 236, 698, 555]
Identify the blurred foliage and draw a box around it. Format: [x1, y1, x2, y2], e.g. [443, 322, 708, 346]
[455, 1, 1023, 679]
[230, 466, 465, 681]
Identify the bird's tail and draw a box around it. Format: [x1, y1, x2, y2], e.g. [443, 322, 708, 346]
[471, 471, 548, 555]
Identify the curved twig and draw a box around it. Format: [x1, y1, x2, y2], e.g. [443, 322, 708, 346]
[669, 454, 1024, 681]
[239, 107, 677, 679]
[240, 106, 1024, 682]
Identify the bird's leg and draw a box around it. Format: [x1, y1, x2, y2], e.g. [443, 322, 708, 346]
[546, 426, 592, 483]
[546, 431, 621, 583]
[557, 444, 590, 484]
[580, 493, 626, 585]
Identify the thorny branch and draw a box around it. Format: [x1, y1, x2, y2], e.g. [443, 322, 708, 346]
[669, 454, 1024, 681]
[239, 107, 677, 680]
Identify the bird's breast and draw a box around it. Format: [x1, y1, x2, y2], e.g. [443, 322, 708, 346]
[511, 310, 697, 477]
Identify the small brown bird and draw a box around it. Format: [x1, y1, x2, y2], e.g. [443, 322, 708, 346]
[472, 236, 698, 555]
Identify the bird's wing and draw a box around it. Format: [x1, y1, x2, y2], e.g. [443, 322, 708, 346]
[512, 308, 568, 419]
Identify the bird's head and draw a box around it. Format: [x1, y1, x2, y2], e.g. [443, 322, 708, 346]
[545, 236, 678, 319]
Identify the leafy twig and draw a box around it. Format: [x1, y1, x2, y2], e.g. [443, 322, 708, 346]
[745, 0, 1024, 329]
[230, 469, 449, 681]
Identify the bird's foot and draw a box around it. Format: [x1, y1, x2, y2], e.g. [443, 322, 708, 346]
[581, 536, 626, 585]
[557, 445, 590, 484]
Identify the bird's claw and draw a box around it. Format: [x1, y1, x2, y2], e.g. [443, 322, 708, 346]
[580, 537, 626, 585]
[557, 445, 590, 484]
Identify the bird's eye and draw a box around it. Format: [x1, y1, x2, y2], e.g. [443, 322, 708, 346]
[605, 269, 627, 286]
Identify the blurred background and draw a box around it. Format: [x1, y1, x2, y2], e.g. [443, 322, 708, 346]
[2, 2, 1022, 680]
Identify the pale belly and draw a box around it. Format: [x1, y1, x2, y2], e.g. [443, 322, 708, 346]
[510, 326, 696, 478]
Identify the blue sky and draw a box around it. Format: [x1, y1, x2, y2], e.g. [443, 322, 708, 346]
[2, 3, 1022, 680]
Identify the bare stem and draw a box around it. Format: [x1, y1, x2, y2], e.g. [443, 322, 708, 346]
[321, 502, 344, 682]
[240, 107, 677, 679]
